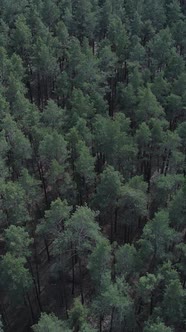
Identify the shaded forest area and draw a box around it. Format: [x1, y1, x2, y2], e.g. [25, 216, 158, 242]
[0, 0, 186, 331]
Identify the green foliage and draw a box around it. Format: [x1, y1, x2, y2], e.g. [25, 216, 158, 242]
[0, 181, 30, 225]
[162, 278, 185, 325]
[75, 140, 95, 183]
[148, 28, 174, 71]
[138, 273, 160, 303]
[116, 244, 138, 277]
[93, 114, 135, 173]
[151, 174, 184, 208]
[92, 277, 134, 330]
[38, 198, 72, 235]
[18, 169, 41, 209]
[139, 210, 177, 261]
[39, 131, 68, 165]
[5, 225, 33, 257]
[12, 15, 32, 53]
[32, 313, 71, 332]
[0, 0, 186, 330]
[169, 182, 186, 228]
[88, 239, 111, 291]
[41, 100, 65, 131]
[94, 165, 123, 210]
[118, 176, 148, 225]
[2, 114, 31, 163]
[136, 85, 164, 123]
[69, 298, 95, 332]
[0, 253, 32, 302]
[54, 205, 101, 258]
[144, 320, 172, 332]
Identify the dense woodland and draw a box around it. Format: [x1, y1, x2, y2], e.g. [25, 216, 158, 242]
[0, 0, 186, 331]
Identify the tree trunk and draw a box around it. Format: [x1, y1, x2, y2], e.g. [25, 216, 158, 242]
[27, 258, 42, 312]
[61, 271, 69, 318]
[44, 237, 50, 262]
[164, 151, 171, 176]
[99, 315, 103, 332]
[37, 73, 41, 108]
[114, 207, 118, 234]
[37, 162, 48, 206]
[25, 293, 35, 323]
[110, 208, 114, 243]
[109, 307, 115, 332]
[150, 295, 153, 315]
[34, 239, 41, 294]
[71, 244, 75, 295]
[79, 258, 84, 304]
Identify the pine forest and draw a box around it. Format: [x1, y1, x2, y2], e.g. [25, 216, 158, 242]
[0, 0, 186, 331]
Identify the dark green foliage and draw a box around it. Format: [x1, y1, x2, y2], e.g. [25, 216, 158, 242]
[32, 313, 71, 332]
[144, 320, 172, 332]
[0, 253, 32, 302]
[0, 0, 186, 331]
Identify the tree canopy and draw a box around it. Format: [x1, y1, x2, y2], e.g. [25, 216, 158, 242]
[0, 0, 186, 331]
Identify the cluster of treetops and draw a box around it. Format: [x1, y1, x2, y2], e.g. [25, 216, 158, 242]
[0, 0, 186, 331]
